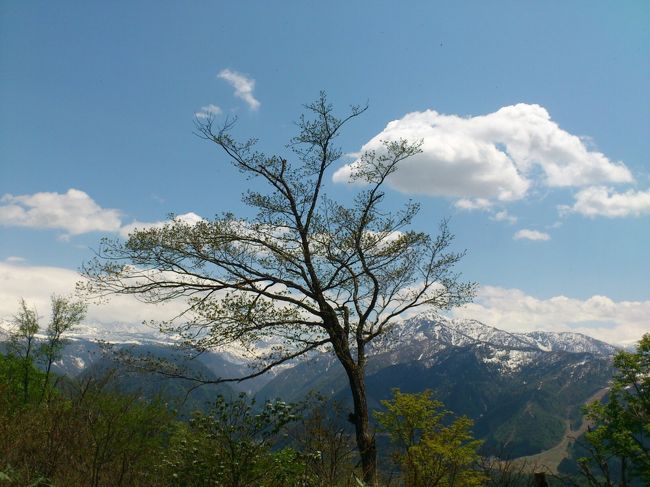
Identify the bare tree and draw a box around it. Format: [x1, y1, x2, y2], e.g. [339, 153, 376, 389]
[39, 296, 86, 401]
[81, 93, 474, 485]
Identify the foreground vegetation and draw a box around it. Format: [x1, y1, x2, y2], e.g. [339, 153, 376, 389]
[0, 351, 484, 486]
[1, 334, 648, 486]
[1, 298, 647, 485]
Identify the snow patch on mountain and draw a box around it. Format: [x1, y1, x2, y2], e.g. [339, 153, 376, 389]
[481, 348, 536, 373]
[524, 330, 617, 355]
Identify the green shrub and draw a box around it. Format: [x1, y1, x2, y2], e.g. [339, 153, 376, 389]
[375, 389, 485, 487]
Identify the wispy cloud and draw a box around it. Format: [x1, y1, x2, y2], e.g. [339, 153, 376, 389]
[119, 212, 204, 238]
[218, 68, 260, 110]
[454, 198, 492, 211]
[513, 229, 550, 241]
[0, 189, 122, 236]
[559, 186, 650, 218]
[334, 104, 632, 207]
[194, 103, 222, 119]
[491, 210, 517, 224]
[4, 256, 26, 263]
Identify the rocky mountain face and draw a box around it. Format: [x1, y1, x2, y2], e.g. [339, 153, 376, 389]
[258, 313, 616, 457]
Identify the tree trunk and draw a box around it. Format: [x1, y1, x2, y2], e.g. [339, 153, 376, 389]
[344, 363, 378, 486]
[22, 337, 34, 404]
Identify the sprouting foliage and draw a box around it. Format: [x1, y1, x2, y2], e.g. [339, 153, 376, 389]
[158, 393, 307, 487]
[375, 389, 485, 487]
[578, 334, 650, 486]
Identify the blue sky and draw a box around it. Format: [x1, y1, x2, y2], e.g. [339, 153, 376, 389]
[1, 1, 649, 344]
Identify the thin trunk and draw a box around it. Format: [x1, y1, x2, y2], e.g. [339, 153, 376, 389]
[22, 336, 34, 403]
[41, 350, 54, 403]
[343, 363, 378, 486]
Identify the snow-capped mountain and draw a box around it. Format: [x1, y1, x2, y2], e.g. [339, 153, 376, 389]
[377, 311, 617, 357]
[0, 318, 169, 346]
[0, 324, 9, 342]
[2, 311, 618, 381]
[64, 321, 171, 345]
[0, 318, 174, 378]
[367, 312, 616, 377]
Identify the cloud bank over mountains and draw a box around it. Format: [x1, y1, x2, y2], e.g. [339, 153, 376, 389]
[0, 262, 184, 339]
[452, 285, 649, 346]
[0, 261, 645, 346]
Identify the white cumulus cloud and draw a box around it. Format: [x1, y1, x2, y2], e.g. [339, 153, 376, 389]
[0, 188, 208, 240]
[333, 104, 633, 205]
[0, 189, 122, 236]
[218, 68, 260, 110]
[452, 285, 649, 346]
[513, 229, 551, 241]
[560, 186, 650, 218]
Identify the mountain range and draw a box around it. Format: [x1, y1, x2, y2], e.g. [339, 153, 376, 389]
[1, 312, 616, 459]
[257, 313, 615, 457]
